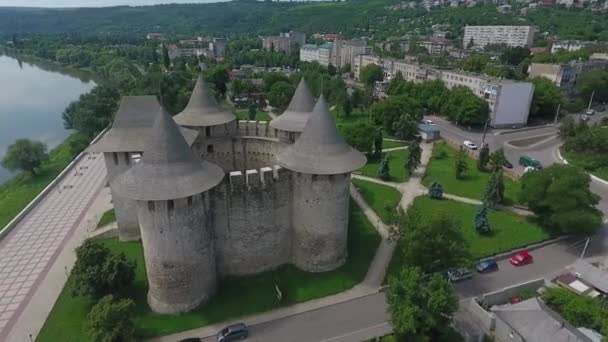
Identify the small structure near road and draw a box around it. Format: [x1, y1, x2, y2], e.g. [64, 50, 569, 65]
[418, 123, 440, 142]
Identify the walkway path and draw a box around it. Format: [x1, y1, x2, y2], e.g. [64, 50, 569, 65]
[0, 152, 108, 341]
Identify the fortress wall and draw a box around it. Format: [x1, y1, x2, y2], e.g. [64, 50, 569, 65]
[212, 165, 292, 276]
[104, 152, 140, 241]
[136, 193, 216, 314]
[291, 173, 351, 272]
[197, 137, 285, 173]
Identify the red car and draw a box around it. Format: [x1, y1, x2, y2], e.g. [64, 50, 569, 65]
[509, 251, 533, 266]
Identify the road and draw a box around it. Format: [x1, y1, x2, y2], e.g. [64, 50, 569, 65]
[200, 293, 390, 342]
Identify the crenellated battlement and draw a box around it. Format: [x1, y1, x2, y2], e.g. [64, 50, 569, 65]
[228, 165, 287, 191]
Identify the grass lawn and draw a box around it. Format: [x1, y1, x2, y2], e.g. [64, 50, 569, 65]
[386, 197, 551, 280]
[352, 178, 401, 224]
[235, 109, 272, 122]
[562, 148, 608, 182]
[382, 139, 407, 149]
[96, 209, 116, 228]
[37, 202, 380, 341]
[0, 134, 83, 231]
[423, 142, 521, 204]
[357, 150, 410, 183]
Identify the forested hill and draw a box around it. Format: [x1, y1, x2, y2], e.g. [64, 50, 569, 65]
[0, 0, 390, 35]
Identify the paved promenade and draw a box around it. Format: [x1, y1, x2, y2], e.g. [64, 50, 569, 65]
[0, 152, 107, 341]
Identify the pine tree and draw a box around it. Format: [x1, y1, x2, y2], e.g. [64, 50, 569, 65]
[477, 143, 490, 171]
[162, 44, 170, 69]
[406, 140, 422, 175]
[454, 147, 468, 179]
[428, 182, 444, 200]
[373, 127, 383, 157]
[488, 148, 507, 172]
[377, 154, 391, 180]
[474, 205, 492, 235]
[483, 169, 505, 206]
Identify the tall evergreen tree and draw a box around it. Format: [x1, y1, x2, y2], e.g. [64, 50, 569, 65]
[483, 169, 505, 206]
[477, 143, 490, 171]
[162, 44, 170, 69]
[488, 148, 507, 172]
[454, 147, 468, 179]
[428, 182, 443, 200]
[474, 205, 492, 235]
[377, 154, 391, 180]
[373, 127, 383, 157]
[406, 140, 422, 175]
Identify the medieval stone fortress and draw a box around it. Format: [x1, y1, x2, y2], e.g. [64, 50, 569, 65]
[89, 77, 366, 314]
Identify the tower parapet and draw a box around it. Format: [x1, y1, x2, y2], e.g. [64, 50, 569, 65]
[269, 79, 316, 143]
[112, 108, 224, 314]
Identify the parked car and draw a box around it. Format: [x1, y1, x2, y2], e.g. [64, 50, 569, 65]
[476, 258, 498, 273]
[509, 251, 533, 266]
[423, 119, 435, 125]
[519, 155, 542, 169]
[586, 109, 595, 115]
[523, 166, 538, 174]
[503, 159, 513, 169]
[463, 140, 478, 150]
[447, 267, 473, 282]
[217, 323, 248, 342]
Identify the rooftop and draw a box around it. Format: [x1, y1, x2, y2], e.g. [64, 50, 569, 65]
[270, 79, 316, 133]
[173, 76, 236, 127]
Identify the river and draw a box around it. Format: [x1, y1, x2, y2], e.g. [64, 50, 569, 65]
[0, 54, 95, 184]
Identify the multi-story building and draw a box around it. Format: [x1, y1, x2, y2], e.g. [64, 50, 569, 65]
[209, 38, 227, 58]
[262, 31, 306, 54]
[528, 59, 608, 95]
[418, 37, 451, 55]
[463, 25, 536, 48]
[337, 40, 372, 68]
[353, 55, 534, 127]
[299, 42, 335, 67]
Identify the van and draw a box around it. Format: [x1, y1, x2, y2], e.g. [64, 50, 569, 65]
[519, 155, 542, 169]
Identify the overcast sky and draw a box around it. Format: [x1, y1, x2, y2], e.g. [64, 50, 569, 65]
[0, 0, 230, 7]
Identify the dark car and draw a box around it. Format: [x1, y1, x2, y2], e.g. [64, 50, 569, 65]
[476, 258, 498, 273]
[447, 267, 473, 282]
[217, 323, 248, 342]
[503, 159, 513, 169]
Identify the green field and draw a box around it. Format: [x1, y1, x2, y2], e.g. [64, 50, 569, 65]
[235, 109, 273, 122]
[423, 142, 521, 204]
[0, 134, 84, 231]
[358, 150, 410, 183]
[382, 139, 407, 149]
[352, 178, 402, 224]
[96, 209, 116, 228]
[387, 197, 550, 279]
[562, 148, 608, 182]
[37, 202, 380, 341]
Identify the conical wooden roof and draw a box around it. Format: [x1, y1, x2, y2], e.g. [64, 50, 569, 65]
[270, 79, 316, 132]
[173, 76, 236, 127]
[277, 96, 366, 175]
[112, 108, 224, 201]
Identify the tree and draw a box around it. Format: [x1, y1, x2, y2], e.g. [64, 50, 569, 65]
[530, 77, 564, 118]
[205, 65, 230, 97]
[477, 144, 490, 171]
[406, 140, 422, 175]
[161, 44, 170, 69]
[62, 85, 120, 137]
[339, 122, 374, 154]
[387, 267, 459, 339]
[342, 97, 352, 117]
[392, 114, 418, 140]
[2, 139, 48, 175]
[373, 127, 383, 156]
[474, 205, 492, 235]
[267, 81, 295, 111]
[488, 148, 506, 172]
[86, 295, 136, 342]
[244, 105, 255, 122]
[483, 169, 505, 207]
[454, 147, 468, 179]
[576, 70, 608, 103]
[466, 37, 475, 49]
[371, 95, 423, 135]
[428, 182, 443, 200]
[559, 116, 577, 138]
[377, 154, 391, 180]
[360, 63, 383, 87]
[500, 47, 531, 66]
[394, 209, 470, 274]
[71, 241, 136, 298]
[441, 86, 489, 126]
[520, 164, 602, 235]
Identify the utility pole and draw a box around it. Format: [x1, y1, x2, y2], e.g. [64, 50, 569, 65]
[580, 237, 590, 259]
[481, 118, 490, 146]
[553, 103, 561, 125]
[588, 90, 595, 110]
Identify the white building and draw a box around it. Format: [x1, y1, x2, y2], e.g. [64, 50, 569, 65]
[337, 40, 372, 68]
[463, 25, 536, 48]
[353, 55, 534, 127]
[551, 40, 591, 54]
[299, 43, 335, 67]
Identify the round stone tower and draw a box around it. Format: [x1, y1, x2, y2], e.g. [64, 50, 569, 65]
[174, 75, 236, 139]
[277, 96, 367, 272]
[112, 108, 224, 314]
[269, 78, 316, 143]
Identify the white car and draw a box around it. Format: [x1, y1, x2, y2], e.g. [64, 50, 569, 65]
[463, 140, 477, 150]
[586, 109, 595, 116]
[523, 166, 538, 174]
[423, 119, 435, 125]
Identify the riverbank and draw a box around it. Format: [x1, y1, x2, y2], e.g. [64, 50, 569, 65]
[0, 133, 88, 231]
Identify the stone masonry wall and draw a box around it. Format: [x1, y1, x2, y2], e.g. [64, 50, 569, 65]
[136, 193, 216, 314]
[291, 173, 351, 272]
[197, 135, 286, 173]
[212, 165, 292, 276]
[104, 152, 140, 241]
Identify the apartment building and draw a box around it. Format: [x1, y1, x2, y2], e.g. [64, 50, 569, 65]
[262, 31, 306, 54]
[353, 55, 534, 127]
[418, 38, 451, 55]
[463, 25, 536, 48]
[337, 40, 373, 68]
[528, 59, 608, 95]
[299, 43, 334, 67]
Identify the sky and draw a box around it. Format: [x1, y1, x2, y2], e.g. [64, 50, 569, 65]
[0, 0, 230, 7]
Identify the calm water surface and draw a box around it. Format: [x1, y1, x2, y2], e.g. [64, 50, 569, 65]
[0, 55, 95, 184]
